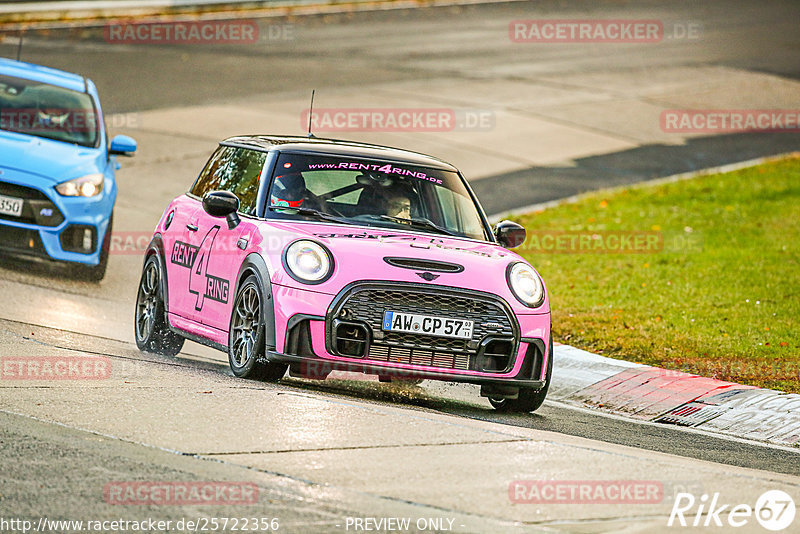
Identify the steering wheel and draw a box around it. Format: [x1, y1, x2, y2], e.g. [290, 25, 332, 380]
[305, 191, 345, 217]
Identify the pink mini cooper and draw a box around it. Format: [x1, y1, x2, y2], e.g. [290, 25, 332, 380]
[135, 136, 552, 412]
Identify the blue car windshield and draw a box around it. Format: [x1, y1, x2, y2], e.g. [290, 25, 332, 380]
[0, 74, 99, 147]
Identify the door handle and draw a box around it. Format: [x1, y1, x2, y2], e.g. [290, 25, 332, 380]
[186, 224, 198, 232]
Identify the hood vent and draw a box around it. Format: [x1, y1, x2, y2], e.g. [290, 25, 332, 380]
[383, 257, 464, 273]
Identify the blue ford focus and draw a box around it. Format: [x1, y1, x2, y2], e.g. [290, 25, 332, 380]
[0, 58, 136, 280]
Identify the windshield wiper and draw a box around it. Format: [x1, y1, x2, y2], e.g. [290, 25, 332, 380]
[267, 205, 348, 224]
[378, 215, 458, 236]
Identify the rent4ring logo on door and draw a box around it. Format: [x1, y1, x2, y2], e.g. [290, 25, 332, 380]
[170, 226, 230, 310]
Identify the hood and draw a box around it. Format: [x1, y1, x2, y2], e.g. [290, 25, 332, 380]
[255, 221, 549, 314]
[0, 130, 104, 184]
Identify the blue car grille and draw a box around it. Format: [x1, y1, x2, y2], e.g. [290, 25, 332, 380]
[0, 226, 47, 256]
[0, 181, 64, 227]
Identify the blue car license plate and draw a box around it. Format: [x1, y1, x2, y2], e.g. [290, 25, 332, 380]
[0, 194, 23, 218]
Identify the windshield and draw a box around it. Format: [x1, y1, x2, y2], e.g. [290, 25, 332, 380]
[0, 74, 99, 147]
[266, 152, 490, 241]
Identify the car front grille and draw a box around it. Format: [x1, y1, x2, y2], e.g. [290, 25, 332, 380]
[328, 283, 518, 372]
[367, 344, 470, 370]
[0, 181, 64, 227]
[383, 331, 467, 352]
[0, 226, 47, 256]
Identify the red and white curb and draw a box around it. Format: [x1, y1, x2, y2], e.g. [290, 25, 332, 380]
[550, 343, 800, 447]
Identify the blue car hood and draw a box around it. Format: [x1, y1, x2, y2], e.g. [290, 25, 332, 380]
[0, 130, 104, 185]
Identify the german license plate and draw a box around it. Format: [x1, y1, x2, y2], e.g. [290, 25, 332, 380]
[382, 311, 473, 340]
[0, 194, 22, 217]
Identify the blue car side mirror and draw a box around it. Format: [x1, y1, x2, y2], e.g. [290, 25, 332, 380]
[109, 134, 137, 157]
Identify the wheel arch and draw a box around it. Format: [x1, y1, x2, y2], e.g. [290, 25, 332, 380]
[143, 234, 170, 318]
[233, 253, 276, 351]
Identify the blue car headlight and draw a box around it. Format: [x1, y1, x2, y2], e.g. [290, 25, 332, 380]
[507, 262, 545, 308]
[55, 173, 104, 197]
[283, 240, 333, 284]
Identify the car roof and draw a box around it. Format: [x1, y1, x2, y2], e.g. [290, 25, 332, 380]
[0, 58, 87, 93]
[222, 135, 459, 171]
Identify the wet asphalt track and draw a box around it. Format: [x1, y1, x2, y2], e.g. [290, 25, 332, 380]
[0, 0, 798, 520]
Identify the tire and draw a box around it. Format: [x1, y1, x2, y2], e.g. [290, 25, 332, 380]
[134, 255, 184, 356]
[73, 215, 112, 282]
[228, 275, 287, 381]
[489, 336, 553, 413]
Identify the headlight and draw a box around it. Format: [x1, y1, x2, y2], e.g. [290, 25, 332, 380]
[283, 240, 333, 284]
[507, 262, 545, 308]
[55, 173, 104, 197]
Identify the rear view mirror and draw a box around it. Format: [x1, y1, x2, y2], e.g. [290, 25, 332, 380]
[203, 191, 241, 229]
[109, 135, 137, 156]
[494, 220, 526, 249]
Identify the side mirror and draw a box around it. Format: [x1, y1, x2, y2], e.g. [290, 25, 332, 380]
[494, 220, 526, 249]
[109, 135, 137, 157]
[203, 191, 240, 229]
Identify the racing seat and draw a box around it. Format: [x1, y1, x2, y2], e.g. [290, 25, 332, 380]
[356, 186, 384, 215]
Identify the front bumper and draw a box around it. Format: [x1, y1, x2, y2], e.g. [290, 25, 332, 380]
[0, 180, 112, 265]
[268, 349, 547, 389]
[270, 281, 551, 387]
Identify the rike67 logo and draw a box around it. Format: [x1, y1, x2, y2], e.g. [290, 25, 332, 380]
[668, 490, 795, 531]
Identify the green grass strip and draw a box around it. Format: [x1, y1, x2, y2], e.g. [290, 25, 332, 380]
[512, 155, 800, 393]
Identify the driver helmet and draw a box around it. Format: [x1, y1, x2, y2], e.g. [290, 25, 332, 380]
[270, 173, 307, 208]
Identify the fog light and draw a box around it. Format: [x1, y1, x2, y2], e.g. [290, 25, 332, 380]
[82, 229, 92, 250]
[60, 225, 96, 254]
